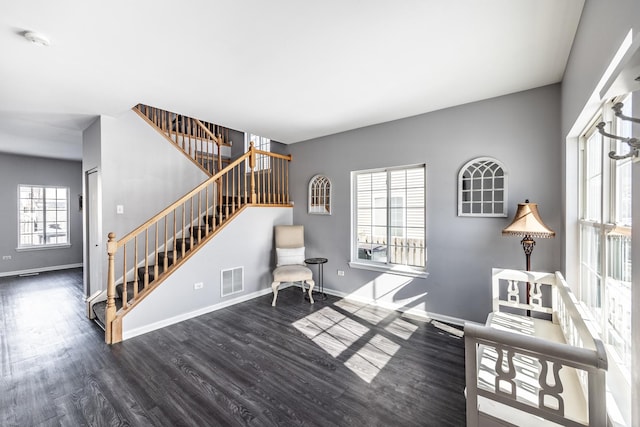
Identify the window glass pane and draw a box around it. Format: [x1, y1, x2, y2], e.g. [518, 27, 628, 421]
[583, 130, 602, 221]
[17, 185, 69, 248]
[353, 166, 425, 268]
[579, 98, 633, 399]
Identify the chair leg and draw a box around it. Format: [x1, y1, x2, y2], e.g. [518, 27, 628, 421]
[307, 279, 315, 304]
[271, 281, 280, 306]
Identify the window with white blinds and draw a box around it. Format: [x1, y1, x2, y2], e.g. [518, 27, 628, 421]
[352, 164, 426, 271]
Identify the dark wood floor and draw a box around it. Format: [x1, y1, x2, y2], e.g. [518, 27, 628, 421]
[0, 269, 466, 426]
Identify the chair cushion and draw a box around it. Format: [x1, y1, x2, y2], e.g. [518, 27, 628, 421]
[273, 265, 312, 282]
[276, 247, 305, 266]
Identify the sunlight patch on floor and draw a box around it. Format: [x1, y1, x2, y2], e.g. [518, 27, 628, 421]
[344, 334, 400, 383]
[385, 317, 419, 340]
[293, 302, 416, 383]
[293, 306, 370, 358]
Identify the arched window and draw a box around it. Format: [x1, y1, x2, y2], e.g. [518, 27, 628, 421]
[458, 157, 507, 217]
[308, 175, 331, 215]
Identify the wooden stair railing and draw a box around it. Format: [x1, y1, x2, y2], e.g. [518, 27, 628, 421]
[133, 104, 232, 176]
[104, 143, 291, 344]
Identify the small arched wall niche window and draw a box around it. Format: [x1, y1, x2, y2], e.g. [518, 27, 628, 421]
[458, 157, 507, 217]
[308, 174, 331, 215]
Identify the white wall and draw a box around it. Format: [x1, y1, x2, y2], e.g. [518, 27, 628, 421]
[82, 109, 209, 295]
[122, 206, 292, 339]
[288, 84, 562, 324]
[560, 1, 640, 424]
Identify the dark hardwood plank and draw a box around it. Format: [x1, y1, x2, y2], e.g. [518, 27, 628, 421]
[0, 269, 466, 426]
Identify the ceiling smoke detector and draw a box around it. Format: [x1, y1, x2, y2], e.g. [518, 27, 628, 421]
[24, 31, 50, 47]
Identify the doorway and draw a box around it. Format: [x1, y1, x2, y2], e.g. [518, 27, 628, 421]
[85, 169, 103, 298]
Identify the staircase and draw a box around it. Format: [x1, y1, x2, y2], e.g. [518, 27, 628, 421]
[133, 103, 233, 176]
[90, 195, 242, 329]
[90, 105, 292, 344]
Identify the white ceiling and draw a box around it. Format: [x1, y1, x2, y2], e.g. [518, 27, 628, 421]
[0, 0, 584, 160]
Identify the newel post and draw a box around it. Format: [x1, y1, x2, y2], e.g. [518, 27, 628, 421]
[249, 141, 257, 204]
[105, 232, 117, 344]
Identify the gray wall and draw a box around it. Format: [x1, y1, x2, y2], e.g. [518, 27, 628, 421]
[0, 153, 83, 275]
[288, 84, 562, 324]
[122, 206, 292, 338]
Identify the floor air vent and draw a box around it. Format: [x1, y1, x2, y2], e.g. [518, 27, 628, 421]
[221, 267, 244, 297]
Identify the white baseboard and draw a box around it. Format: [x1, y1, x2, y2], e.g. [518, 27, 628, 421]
[122, 287, 276, 341]
[0, 263, 83, 278]
[323, 288, 466, 327]
[122, 282, 465, 341]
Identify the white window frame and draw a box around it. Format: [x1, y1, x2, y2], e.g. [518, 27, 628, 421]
[578, 96, 632, 424]
[245, 133, 271, 171]
[17, 185, 71, 250]
[349, 164, 427, 278]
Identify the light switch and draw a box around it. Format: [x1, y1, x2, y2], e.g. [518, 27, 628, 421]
[116, 205, 124, 214]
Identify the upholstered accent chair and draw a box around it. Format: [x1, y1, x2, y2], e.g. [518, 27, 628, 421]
[271, 225, 315, 306]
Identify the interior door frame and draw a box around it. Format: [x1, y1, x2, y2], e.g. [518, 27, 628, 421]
[84, 168, 103, 299]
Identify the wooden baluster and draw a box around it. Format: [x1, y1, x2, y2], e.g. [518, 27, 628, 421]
[179, 114, 184, 151]
[194, 122, 199, 166]
[191, 118, 195, 161]
[267, 157, 272, 204]
[133, 236, 139, 299]
[212, 181, 217, 231]
[144, 229, 149, 288]
[105, 232, 117, 344]
[205, 186, 209, 236]
[237, 165, 241, 208]
[217, 139, 222, 173]
[272, 156, 277, 204]
[286, 160, 290, 203]
[281, 157, 285, 203]
[189, 198, 194, 249]
[232, 165, 236, 213]
[250, 142, 256, 204]
[172, 210, 177, 263]
[154, 223, 159, 280]
[244, 163, 248, 204]
[197, 192, 202, 241]
[260, 157, 264, 203]
[225, 174, 229, 219]
[163, 216, 168, 272]
[181, 203, 186, 257]
[186, 117, 191, 159]
[276, 156, 280, 203]
[122, 244, 127, 309]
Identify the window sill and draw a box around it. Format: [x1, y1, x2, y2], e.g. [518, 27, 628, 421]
[348, 261, 428, 279]
[16, 244, 71, 252]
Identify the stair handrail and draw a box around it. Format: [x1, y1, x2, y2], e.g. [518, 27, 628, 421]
[133, 104, 233, 176]
[104, 143, 292, 343]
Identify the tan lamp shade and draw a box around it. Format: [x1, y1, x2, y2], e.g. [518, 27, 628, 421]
[502, 201, 555, 238]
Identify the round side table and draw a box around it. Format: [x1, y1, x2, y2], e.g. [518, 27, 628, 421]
[305, 257, 328, 300]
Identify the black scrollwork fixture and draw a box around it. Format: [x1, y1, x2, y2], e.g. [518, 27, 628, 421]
[596, 102, 640, 160]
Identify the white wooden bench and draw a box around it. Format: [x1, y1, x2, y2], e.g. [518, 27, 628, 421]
[464, 269, 608, 426]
